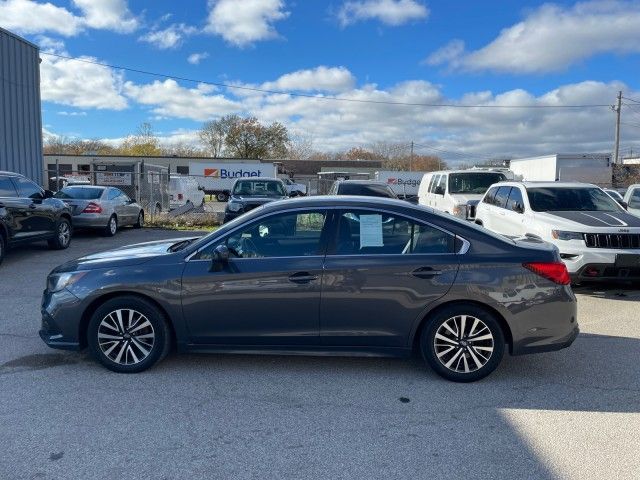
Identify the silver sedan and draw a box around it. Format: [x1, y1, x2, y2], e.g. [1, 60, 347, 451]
[54, 186, 144, 236]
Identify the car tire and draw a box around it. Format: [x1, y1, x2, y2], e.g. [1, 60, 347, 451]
[134, 211, 144, 229]
[104, 215, 118, 237]
[420, 303, 505, 382]
[87, 296, 171, 373]
[47, 218, 72, 250]
[216, 192, 228, 202]
[0, 233, 5, 266]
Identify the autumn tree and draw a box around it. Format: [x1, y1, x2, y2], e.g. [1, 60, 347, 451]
[43, 136, 115, 155]
[224, 117, 290, 159]
[118, 123, 162, 156]
[198, 114, 240, 157]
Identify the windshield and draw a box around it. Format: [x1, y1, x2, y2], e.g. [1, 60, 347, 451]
[527, 187, 622, 212]
[232, 180, 286, 197]
[448, 173, 506, 194]
[54, 187, 104, 200]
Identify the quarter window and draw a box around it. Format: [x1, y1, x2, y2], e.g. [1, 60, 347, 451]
[196, 211, 328, 260]
[333, 210, 455, 255]
[0, 176, 17, 197]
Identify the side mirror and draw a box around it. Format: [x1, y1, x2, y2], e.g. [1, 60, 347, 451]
[618, 200, 628, 210]
[434, 186, 445, 195]
[43, 189, 54, 199]
[210, 244, 230, 272]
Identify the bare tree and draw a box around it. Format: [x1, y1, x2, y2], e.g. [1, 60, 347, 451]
[198, 114, 240, 157]
[287, 133, 314, 160]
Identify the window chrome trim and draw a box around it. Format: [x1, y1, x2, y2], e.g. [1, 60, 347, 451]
[185, 205, 470, 262]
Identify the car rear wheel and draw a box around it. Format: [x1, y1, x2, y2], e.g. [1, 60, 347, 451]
[216, 192, 228, 202]
[47, 218, 72, 250]
[87, 296, 171, 373]
[134, 211, 144, 228]
[104, 215, 117, 237]
[420, 304, 505, 382]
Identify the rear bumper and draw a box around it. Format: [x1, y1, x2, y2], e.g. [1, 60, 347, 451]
[72, 213, 110, 228]
[511, 325, 579, 355]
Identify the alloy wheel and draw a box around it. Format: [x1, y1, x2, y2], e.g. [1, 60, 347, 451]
[109, 217, 117, 235]
[58, 222, 71, 247]
[433, 315, 494, 373]
[98, 309, 155, 365]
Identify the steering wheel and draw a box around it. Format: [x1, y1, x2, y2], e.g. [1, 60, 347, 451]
[238, 237, 260, 258]
[227, 246, 241, 258]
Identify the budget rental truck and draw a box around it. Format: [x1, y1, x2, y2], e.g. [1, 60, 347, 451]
[189, 161, 278, 201]
[374, 170, 426, 200]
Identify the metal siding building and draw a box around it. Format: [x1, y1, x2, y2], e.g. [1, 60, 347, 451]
[0, 28, 43, 183]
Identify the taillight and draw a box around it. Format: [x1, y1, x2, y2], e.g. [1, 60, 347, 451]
[178, 193, 184, 200]
[523, 262, 571, 285]
[82, 202, 102, 214]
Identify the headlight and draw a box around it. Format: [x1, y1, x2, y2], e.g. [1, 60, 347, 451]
[47, 272, 87, 293]
[227, 202, 242, 212]
[452, 204, 468, 218]
[551, 230, 583, 241]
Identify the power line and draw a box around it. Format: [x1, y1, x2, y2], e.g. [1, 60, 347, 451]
[621, 122, 640, 129]
[623, 95, 640, 104]
[412, 142, 490, 161]
[40, 52, 613, 110]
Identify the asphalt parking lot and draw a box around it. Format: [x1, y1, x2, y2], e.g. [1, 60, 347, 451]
[1, 228, 639, 480]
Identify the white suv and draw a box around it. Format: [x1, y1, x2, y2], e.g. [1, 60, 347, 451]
[623, 184, 640, 218]
[475, 181, 640, 282]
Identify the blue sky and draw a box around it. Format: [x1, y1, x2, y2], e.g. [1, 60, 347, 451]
[2, 0, 640, 160]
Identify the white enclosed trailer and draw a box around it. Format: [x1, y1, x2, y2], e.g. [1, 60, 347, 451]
[509, 154, 612, 186]
[374, 170, 426, 198]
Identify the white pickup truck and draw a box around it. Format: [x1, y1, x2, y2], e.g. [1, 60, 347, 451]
[280, 177, 307, 196]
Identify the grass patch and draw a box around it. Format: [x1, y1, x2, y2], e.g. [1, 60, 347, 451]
[146, 212, 221, 231]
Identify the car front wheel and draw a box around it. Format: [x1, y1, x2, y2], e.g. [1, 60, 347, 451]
[420, 304, 505, 382]
[48, 218, 72, 250]
[87, 296, 171, 373]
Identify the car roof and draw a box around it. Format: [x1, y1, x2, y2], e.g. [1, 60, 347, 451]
[61, 185, 107, 189]
[0, 171, 24, 177]
[260, 195, 420, 211]
[336, 180, 388, 186]
[424, 170, 506, 175]
[233, 177, 284, 183]
[498, 181, 600, 189]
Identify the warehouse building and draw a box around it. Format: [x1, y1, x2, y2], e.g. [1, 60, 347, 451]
[0, 28, 43, 183]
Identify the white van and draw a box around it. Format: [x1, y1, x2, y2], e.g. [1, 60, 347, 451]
[169, 176, 205, 210]
[418, 170, 507, 220]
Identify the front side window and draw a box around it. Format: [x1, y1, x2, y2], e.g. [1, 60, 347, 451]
[195, 211, 328, 260]
[0, 176, 18, 197]
[527, 187, 621, 212]
[107, 189, 120, 200]
[628, 188, 640, 209]
[429, 175, 441, 193]
[232, 180, 286, 197]
[494, 186, 512, 209]
[483, 186, 499, 205]
[506, 187, 524, 212]
[448, 173, 506, 194]
[12, 177, 43, 199]
[333, 210, 455, 255]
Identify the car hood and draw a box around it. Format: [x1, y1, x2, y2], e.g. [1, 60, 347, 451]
[52, 237, 198, 272]
[449, 194, 484, 204]
[534, 211, 640, 230]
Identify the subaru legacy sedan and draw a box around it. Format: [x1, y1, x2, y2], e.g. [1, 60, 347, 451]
[40, 196, 578, 382]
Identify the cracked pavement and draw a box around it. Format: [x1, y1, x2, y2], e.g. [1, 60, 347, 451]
[0, 229, 639, 479]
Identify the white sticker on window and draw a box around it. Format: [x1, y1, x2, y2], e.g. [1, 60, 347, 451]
[359, 214, 384, 248]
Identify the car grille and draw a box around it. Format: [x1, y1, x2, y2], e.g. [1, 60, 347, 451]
[583, 233, 640, 249]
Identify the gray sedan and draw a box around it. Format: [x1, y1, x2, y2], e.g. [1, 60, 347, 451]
[54, 186, 144, 236]
[40, 196, 578, 382]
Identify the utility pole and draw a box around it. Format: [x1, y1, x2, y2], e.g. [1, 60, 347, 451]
[613, 90, 622, 164]
[410, 141, 414, 171]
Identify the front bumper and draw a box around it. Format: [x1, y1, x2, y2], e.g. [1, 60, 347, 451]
[40, 288, 84, 351]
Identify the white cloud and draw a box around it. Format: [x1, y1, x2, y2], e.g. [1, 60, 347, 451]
[139, 23, 198, 49]
[0, 0, 138, 36]
[57, 111, 87, 116]
[122, 79, 240, 121]
[0, 0, 83, 36]
[424, 39, 465, 67]
[427, 0, 640, 73]
[187, 52, 210, 64]
[205, 0, 289, 47]
[72, 0, 138, 33]
[40, 45, 128, 110]
[337, 0, 429, 27]
[261, 66, 356, 92]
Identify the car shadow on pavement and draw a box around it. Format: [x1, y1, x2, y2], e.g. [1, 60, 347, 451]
[573, 283, 640, 301]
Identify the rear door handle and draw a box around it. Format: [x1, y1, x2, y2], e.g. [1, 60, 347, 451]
[288, 272, 318, 283]
[411, 267, 443, 279]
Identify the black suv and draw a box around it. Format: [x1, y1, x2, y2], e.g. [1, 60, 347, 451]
[223, 177, 288, 223]
[0, 171, 73, 265]
[329, 180, 398, 198]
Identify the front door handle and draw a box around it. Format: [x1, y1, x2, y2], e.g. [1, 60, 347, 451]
[29, 203, 37, 209]
[411, 267, 442, 279]
[288, 272, 318, 283]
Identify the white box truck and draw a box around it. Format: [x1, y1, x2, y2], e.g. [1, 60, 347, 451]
[509, 154, 612, 186]
[374, 171, 426, 200]
[189, 161, 278, 201]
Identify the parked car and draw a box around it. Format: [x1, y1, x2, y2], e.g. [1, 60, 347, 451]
[0, 171, 72, 265]
[418, 170, 507, 221]
[623, 184, 640, 217]
[329, 180, 397, 198]
[475, 182, 640, 282]
[40, 196, 578, 382]
[224, 177, 288, 223]
[281, 177, 307, 196]
[169, 176, 205, 210]
[54, 186, 144, 237]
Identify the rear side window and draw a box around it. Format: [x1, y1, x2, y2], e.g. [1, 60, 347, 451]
[333, 210, 455, 255]
[12, 177, 43, 199]
[506, 187, 524, 212]
[494, 186, 512, 209]
[483, 186, 499, 205]
[107, 189, 120, 200]
[0, 176, 17, 197]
